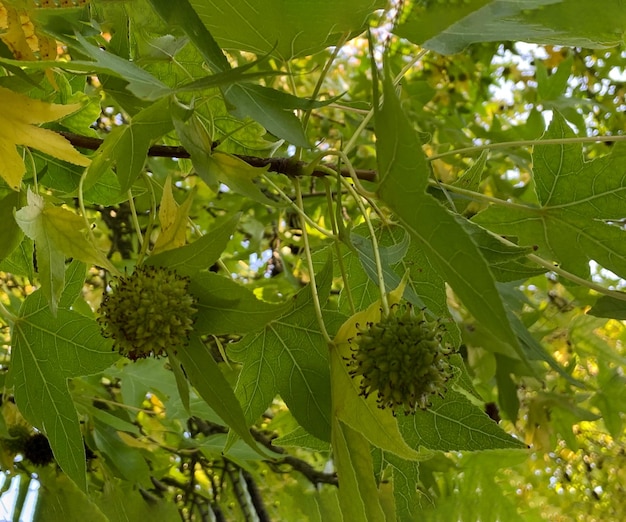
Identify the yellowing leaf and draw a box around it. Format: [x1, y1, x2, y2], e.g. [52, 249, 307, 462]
[0, 87, 91, 190]
[0, 5, 36, 61]
[152, 177, 196, 254]
[14, 189, 114, 314]
[332, 419, 386, 522]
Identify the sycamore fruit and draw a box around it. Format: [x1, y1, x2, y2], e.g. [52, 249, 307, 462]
[23, 433, 54, 467]
[98, 265, 197, 360]
[348, 305, 454, 415]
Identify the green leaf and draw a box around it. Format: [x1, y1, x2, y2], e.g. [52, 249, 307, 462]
[147, 0, 231, 73]
[33, 469, 108, 522]
[11, 267, 119, 491]
[191, 0, 385, 59]
[397, 389, 527, 451]
[93, 478, 181, 522]
[148, 0, 310, 146]
[146, 212, 241, 276]
[375, 71, 520, 351]
[230, 257, 335, 441]
[350, 227, 425, 309]
[14, 190, 115, 314]
[384, 453, 423, 521]
[588, 295, 626, 320]
[0, 236, 34, 279]
[350, 223, 460, 343]
[93, 420, 152, 487]
[225, 83, 311, 147]
[171, 110, 221, 189]
[458, 220, 546, 282]
[84, 97, 174, 192]
[273, 426, 330, 452]
[204, 151, 286, 207]
[172, 335, 263, 454]
[190, 272, 289, 335]
[394, 0, 492, 53]
[332, 419, 386, 522]
[73, 32, 171, 100]
[474, 112, 626, 280]
[0, 191, 23, 261]
[396, 0, 626, 54]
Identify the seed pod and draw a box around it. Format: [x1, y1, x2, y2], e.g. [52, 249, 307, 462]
[347, 305, 455, 415]
[98, 265, 197, 360]
[23, 433, 54, 466]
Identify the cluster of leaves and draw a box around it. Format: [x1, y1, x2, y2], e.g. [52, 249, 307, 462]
[0, 0, 625, 520]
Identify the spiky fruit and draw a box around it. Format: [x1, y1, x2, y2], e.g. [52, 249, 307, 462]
[23, 433, 54, 466]
[98, 265, 197, 360]
[348, 305, 454, 415]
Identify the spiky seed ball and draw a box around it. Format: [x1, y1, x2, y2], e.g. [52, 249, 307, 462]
[23, 433, 54, 466]
[98, 265, 197, 360]
[348, 305, 454, 415]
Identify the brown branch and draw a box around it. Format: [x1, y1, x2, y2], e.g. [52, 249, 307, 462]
[59, 131, 377, 182]
[250, 427, 338, 487]
[187, 418, 338, 487]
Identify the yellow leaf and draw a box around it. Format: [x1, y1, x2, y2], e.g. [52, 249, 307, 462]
[0, 87, 91, 190]
[0, 5, 35, 61]
[152, 177, 196, 254]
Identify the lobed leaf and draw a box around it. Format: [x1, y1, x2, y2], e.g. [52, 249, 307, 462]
[375, 70, 520, 352]
[474, 112, 626, 280]
[11, 263, 119, 491]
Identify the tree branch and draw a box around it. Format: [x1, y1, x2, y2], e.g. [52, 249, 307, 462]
[187, 418, 338, 487]
[250, 427, 338, 487]
[59, 131, 378, 182]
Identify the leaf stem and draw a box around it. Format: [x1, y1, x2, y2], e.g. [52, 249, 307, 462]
[293, 180, 332, 345]
[324, 177, 355, 315]
[137, 172, 158, 264]
[25, 148, 38, 193]
[430, 180, 533, 211]
[343, 48, 428, 156]
[428, 134, 626, 161]
[307, 150, 376, 199]
[262, 175, 334, 238]
[127, 188, 144, 248]
[496, 235, 626, 302]
[302, 32, 350, 131]
[0, 299, 17, 325]
[78, 169, 122, 277]
[340, 176, 390, 317]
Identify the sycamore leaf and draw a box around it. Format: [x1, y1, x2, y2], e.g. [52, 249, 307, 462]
[396, 0, 626, 54]
[84, 97, 174, 193]
[0, 87, 90, 190]
[152, 177, 196, 254]
[11, 262, 119, 491]
[14, 189, 115, 314]
[208, 152, 285, 206]
[332, 420, 386, 522]
[230, 255, 336, 441]
[375, 67, 520, 352]
[474, 112, 626, 280]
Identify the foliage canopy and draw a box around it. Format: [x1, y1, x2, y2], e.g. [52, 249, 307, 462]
[0, 0, 626, 520]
